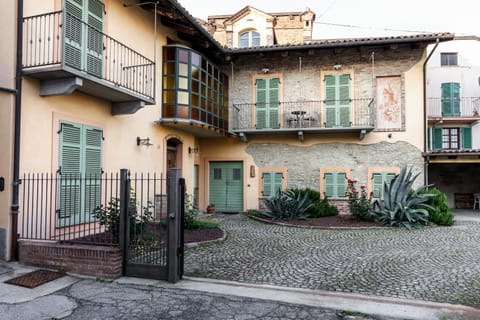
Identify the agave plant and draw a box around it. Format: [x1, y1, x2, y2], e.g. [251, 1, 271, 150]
[263, 189, 312, 221]
[371, 167, 434, 229]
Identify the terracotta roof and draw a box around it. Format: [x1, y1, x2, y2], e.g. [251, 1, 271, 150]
[226, 33, 454, 53]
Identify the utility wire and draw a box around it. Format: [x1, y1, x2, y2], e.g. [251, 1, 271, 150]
[314, 21, 444, 35]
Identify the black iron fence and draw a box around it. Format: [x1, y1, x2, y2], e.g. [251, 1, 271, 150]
[19, 171, 167, 246]
[231, 98, 375, 131]
[22, 11, 155, 100]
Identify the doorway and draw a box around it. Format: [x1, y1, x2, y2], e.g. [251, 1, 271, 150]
[209, 161, 243, 213]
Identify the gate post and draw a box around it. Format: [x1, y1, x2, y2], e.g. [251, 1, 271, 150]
[119, 169, 131, 276]
[167, 169, 183, 283]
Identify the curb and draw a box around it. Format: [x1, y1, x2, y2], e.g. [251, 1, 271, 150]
[184, 228, 227, 248]
[245, 213, 385, 230]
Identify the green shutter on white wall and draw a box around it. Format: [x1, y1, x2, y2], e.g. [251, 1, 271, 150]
[324, 172, 346, 198]
[441, 83, 460, 116]
[273, 172, 283, 195]
[324, 172, 334, 198]
[462, 127, 472, 149]
[262, 172, 272, 197]
[372, 173, 383, 198]
[83, 126, 103, 216]
[336, 172, 347, 198]
[433, 127, 443, 149]
[338, 74, 351, 127]
[268, 78, 280, 129]
[324, 75, 336, 127]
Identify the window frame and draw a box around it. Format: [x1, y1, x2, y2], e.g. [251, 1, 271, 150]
[239, 30, 261, 48]
[442, 127, 460, 149]
[320, 168, 350, 199]
[440, 52, 458, 66]
[258, 167, 288, 198]
[367, 167, 400, 200]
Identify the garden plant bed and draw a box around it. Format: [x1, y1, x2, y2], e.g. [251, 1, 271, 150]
[248, 214, 383, 229]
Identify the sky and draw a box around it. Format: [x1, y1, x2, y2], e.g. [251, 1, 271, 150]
[177, 0, 479, 39]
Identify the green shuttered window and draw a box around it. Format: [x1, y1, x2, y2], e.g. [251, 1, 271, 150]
[262, 172, 283, 197]
[372, 172, 396, 199]
[256, 78, 280, 129]
[441, 82, 460, 116]
[65, 0, 104, 77]
[324, 172, 347, 199]
[431, 127, 471, 150]
[59, 121, 103, 224]
[324, 74, 350, 127]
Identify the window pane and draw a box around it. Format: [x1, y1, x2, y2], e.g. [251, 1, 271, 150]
[191, 52, 201, 66]
[178, 49, 189, 63]
[232, 168, 241, 180]
[178, 63, 188, 76]
[214, 168, 222, 180]
[177, 91, 189, 104]
[178, 77, 188, 90]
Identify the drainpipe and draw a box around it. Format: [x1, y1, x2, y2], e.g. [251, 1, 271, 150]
[10, 0, 24, 261]
[422, 38, 439, 186]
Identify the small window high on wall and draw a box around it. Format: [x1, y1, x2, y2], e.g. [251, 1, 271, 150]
[441, 53, 458, 66]
[239, 30, 260, 48]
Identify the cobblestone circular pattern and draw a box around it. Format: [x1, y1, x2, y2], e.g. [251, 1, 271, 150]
[185, 214, 480, 307]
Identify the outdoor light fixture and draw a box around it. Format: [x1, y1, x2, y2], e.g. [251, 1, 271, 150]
[262, 67, 270, 74]
[188, 146, 199, 154]
[333, 64, 342, 70]
[137, 137, 152, 146]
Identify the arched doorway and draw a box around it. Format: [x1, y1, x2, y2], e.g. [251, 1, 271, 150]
[166, 138, 183, 170]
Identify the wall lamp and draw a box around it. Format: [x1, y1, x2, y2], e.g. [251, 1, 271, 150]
[262, 67, 270, 74]
[333, 64, 342, 70]
[188, 146, 199, 154]
[137, 137, 152, 146]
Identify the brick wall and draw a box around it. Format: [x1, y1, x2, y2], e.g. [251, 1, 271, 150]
[18, 240, 122, 279]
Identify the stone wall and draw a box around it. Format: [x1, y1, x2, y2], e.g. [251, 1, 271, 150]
[247, 140, 424, 193]
[227, 46, 424, 105]
[19, 240, 122, 279]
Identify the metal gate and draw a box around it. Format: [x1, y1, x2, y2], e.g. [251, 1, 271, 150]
[120, 169, 184, 282]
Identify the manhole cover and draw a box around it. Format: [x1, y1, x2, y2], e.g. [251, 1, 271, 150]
[4, 270, 65, 289]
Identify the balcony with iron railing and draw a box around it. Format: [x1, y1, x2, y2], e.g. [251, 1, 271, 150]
[230, 98, 375, 141]
[427, 97, 480, 124]
[22, 11, 155, 115]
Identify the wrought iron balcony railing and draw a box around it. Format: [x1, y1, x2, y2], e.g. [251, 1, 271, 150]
[22, 11, 155, 102]
[231, 99, 375, 131]
[427, 97, 480, 118]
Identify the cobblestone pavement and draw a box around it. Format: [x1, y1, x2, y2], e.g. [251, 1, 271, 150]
[185, 213, 480, 307]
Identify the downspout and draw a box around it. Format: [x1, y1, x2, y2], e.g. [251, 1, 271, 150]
[422, 38, 439, 186]
[10, 0, 24, 261]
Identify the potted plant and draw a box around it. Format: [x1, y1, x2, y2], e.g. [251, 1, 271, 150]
[206, 204, 215, 214]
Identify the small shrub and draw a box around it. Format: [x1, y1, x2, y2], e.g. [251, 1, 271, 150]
[289, 188, 338, 218]
[264, 189, 312, 220]
[418, 187, 454, 226]
[187, 219, 219, 230]
[347, 179, 372, 221]
[308, 197, 338, 217]
[184, 194, 200, 230]
[94, 188, 152, 239]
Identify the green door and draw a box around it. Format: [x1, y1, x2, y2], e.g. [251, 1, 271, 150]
[209, 162, 243, 212]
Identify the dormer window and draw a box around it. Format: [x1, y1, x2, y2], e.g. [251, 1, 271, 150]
[239, 30, 260, 48]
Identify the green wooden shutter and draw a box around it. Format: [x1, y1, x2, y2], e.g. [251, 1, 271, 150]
[65, 0, 84, 69]
[385, 173, 396, 199]
[372, 173, 383, 198]
[59, 122, 82, 220]
[338, 74, 351, 127]
[83, 126, 103, 216]
[86, 0, 104, 77]
[324, 75, 336, 127]
[262, 172, 272, 197]
[268, 78, 280, 129]
[324, 173, 334, 198]
[427, 128, 431, 150]
[462, 127, 472, 149]
[336, 172, 347, 198]
[325, 74, 350, 127]
[441, 83, 460, 116]
[256, 79, 267, 129]
[433, 127, 443, 149]
[273, 172, 283, 195]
